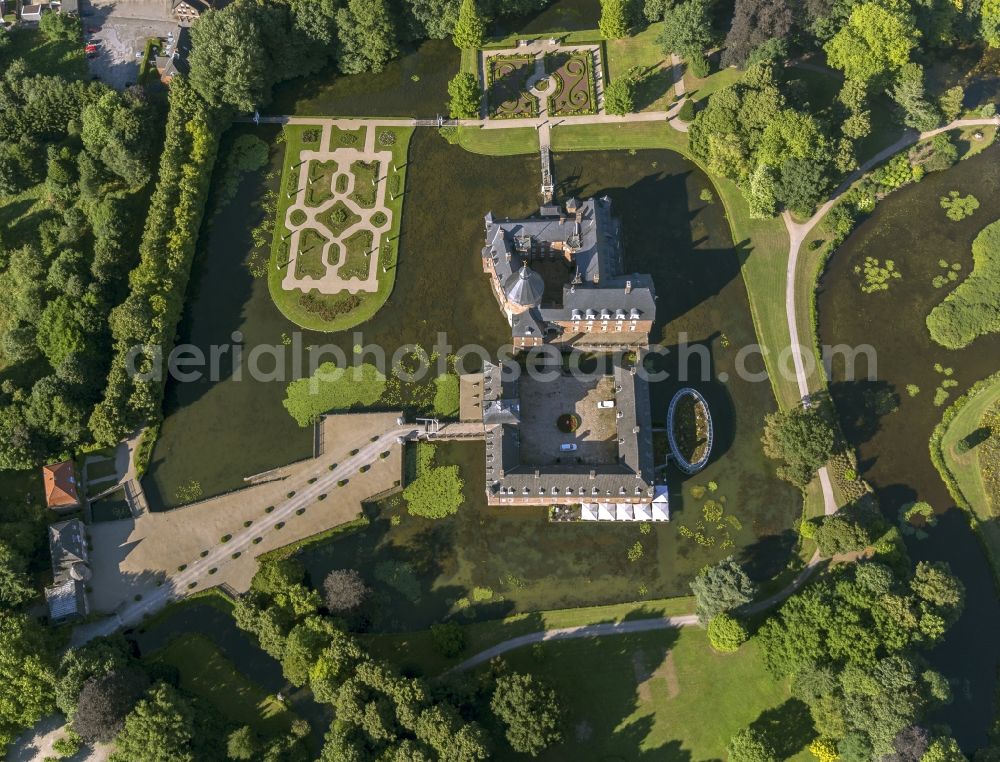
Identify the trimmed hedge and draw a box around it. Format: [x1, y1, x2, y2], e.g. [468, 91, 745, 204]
[90, 76, 224, 444]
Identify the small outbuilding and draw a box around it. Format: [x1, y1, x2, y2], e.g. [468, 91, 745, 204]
[42, 460, 80, 512]
[21, 3, 49, 20]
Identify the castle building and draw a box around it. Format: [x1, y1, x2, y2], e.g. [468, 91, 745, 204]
[481, 196, 656, 349]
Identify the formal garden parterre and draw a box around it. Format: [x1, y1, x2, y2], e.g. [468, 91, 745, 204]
[267, 122, 413, 332]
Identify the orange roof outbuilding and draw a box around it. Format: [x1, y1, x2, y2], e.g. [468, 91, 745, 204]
[42, 461, 80, 510]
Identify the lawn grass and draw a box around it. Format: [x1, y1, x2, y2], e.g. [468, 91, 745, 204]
[348, 159, 380, 208]
[2, 26, 87, 79]
[451, 125, 539, 155]
[306, 159, 337, 206]
[293, 227, 329, 280]
[145, 632, 296, 736]
[432, 373, 460, 418]
[606, 22, 675, 112]
[941, 375, 1000, 524]
[268, 124, 413, 332]
[340, 229, 373, 280]
[364, 595, 697, 677]
[476, 628, 811, 761]
[686, 65, 742, 104]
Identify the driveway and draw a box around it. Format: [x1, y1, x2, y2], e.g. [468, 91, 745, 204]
[82, 0, 180, 89]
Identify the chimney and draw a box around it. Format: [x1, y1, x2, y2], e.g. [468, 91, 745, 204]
[625, 279, 632, 294]
[534, 469, 540, 478]
[589, 469, 596, 480]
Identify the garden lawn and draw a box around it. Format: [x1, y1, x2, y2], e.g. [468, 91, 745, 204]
[269, 124, 413, 332]
[145, 633, 295, 736]
[2, 26, 87, 78]
[941, 375, 1000, 570]
[432, 373, 459, 418]
[477, 629, 811, 761]
[606, 22, 675, 112]
[363, 596, 696, 677]
[450, 126, 538, 155]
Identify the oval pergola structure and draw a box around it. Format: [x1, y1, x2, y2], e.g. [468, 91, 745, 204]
[667, 387, 714, 474]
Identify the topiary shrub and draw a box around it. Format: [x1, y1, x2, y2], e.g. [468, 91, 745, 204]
[678, 99, 696, 122]
[707, 613, 748, 652]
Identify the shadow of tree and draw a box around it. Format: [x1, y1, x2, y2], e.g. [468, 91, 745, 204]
[747, 698, 817, 758]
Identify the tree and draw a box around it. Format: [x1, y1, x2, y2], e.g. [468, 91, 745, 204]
[282, 616, 337, 687]
[36, 296, 87, 369]
[824, 3, 918, 83]
[227, 725, 262, 760]
[447, 72, 481, 119]
[452, 0, 486, 49]
[984, 0, 1000, 47]
[922, 737, 967, 762]
[0, 613, 56, 747]
[775, 157, 829, 215]
[0, 139, 41, 196]
[491, 673, 562, 756]
[599, 0, 630, 39]
[603, 66, 641, 115]
[72, 667, 150, 743]
[188, 2, 275, 110]
[403, 464, 464, 518]
[659, 0, 713, 61]
[337, 0, 399, 74]
[690, 556, 756, 623]
[761, 404, 836, 487]
[110, 684, 197, 762]
[0, 542, 33, 607]
[81, 89, 158, 187]
[410, 0, 461, 39]
[813, 514, 871, 557]
[707, 613, 749, 652]
[39, 10, 81, 41]
[728, 726, 777, 762]
[252, 557, 305, 595]
[56, 637, 136, 717]
[323, 569, 370, 612]
[721, 0, 795, 68]
[890, 724, 931, 761]
[938, 85, 964, 123]
[890, 63, 941, 131]
[430, 621, 466, 657]
[911, 561, 964, 620]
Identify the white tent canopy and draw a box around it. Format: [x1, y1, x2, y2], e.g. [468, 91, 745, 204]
[597, 503, 616, 521]
[634, 504, 652, 522]
[652, 486, 670, 521]
[581, 503, 599, 521]
[616, 504, 634, 521]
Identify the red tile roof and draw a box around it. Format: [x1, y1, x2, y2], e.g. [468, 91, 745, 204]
[42, 461, 79, 509]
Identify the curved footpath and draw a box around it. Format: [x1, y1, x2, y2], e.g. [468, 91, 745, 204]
[453, 550, 822, 671]
[782, 115, 1000, 517]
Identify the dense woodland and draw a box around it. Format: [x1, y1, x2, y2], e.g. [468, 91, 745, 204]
[4, 0, 1000, 758]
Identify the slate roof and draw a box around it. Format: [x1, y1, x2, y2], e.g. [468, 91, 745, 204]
[483, 197, 656, 339]
[44, 519, 90, 622]
[483, 359, 655, 501]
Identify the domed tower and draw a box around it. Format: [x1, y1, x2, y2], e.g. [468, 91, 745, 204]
[503, 264, 544, 314]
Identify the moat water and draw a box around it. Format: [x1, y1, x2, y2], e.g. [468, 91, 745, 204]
[818, 143, 1000, 748]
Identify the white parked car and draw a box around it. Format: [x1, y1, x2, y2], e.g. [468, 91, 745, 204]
[597, 400, 615, 409]
[559, 443, 578, 452]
